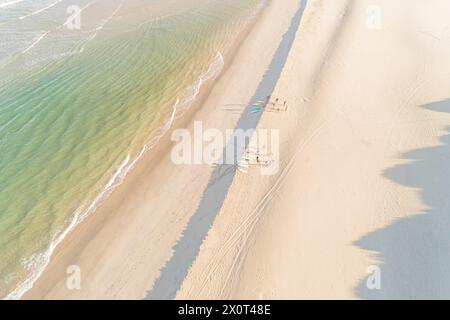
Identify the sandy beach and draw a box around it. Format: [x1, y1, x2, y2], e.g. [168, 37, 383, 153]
[24, 0, 450, 299]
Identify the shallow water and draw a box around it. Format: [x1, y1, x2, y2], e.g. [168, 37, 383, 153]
[0, 0, 264, 298]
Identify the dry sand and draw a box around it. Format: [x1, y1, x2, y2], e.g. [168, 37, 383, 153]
[176, 0, 450, 299]
[25, 0, 450, 299]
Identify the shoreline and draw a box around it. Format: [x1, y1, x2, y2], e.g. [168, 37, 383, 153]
[2, 0, 269, 300]
[6, 50, 226, 300]
[20, 0, 271, 300]
[15, 0, 450, 300]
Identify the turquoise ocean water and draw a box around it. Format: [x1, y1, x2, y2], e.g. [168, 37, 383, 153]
[0, 0, 264, 299]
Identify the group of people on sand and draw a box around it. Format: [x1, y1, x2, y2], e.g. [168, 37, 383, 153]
[266, 95, 288, 112]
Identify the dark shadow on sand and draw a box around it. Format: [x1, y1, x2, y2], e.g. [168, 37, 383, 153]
[146, 0, 308, 299]
[356, 98, 450, 299]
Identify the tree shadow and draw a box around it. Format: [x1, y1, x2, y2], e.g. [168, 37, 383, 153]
[355, 98, 450, 299]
